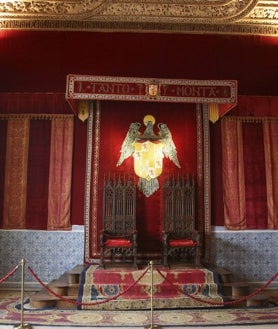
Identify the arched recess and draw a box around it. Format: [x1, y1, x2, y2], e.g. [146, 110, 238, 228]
[66, 75, 237, 264]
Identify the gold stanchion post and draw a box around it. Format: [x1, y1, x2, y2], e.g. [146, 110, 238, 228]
[144, 261, 161, 329]
[14, 259, 33, 329]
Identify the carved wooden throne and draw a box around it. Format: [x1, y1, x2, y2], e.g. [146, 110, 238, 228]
[100, 175, 137, 268]
[162, 177, 201, 267]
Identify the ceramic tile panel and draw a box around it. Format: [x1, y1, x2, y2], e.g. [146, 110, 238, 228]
[0, 227, 277, 286]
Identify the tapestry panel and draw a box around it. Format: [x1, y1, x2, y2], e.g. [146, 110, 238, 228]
[88, 101, 198, 260]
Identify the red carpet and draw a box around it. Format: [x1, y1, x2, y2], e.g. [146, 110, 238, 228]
[78, 265, 224, 310]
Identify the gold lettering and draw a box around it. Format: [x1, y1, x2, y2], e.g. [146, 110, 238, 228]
[90, 83, 96, 93]
[138, 83, 145, 94]
[162, 85, 168, 94]
[208, 87, 217, 97]
[175, 86, 218, 98]
[176, 86, 193, 96]
[96, 83, 130, 94]
[97, 83, 107, 93]
[121, 84, 130, 94]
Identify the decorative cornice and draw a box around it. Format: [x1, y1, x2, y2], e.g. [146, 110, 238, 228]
[0, 0, 278, 36]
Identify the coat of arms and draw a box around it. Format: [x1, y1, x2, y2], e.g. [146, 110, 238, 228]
[116, 115, 180, 197]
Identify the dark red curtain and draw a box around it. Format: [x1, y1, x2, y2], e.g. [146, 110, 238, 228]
[242, 122, 268, 229]
[1, 31, 278, 98]
[211, 96, 278, 228]
[0, 120, 7, 228]
[25, 120, 51, 229]
[0, 93, 84, 229]
[210, 120, 224, 226]
[88, 100, 198, 257]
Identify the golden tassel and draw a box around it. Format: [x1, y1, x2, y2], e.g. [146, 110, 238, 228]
[209, 103, 219, 123]
[78, 100, 89, 122]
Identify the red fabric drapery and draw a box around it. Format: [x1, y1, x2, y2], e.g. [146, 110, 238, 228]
[221, 118, 246, 230]
[0, 93, 86, 229]
[47, 117, 74, 230]
[263, 121, 278, 229]
[25, 120, 51, 229]
[211, 96, 278, 227]
[86, 100, 199, 260]
[3, 117, 30, 229]
[0, 113, 74, 230]
[221, 116, 278, 230]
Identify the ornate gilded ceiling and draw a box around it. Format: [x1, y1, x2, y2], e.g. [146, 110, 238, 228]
[0, 0, 278, 36]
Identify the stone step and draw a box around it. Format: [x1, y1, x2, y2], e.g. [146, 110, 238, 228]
[29, 292, 59, 309]
[67, 283, 79, 296]
[247, 294, 269, 307]
[222, 282, 250, 297]
[28, 265, 85, 309]
[67, 264, 85, 284]
[231, 282, 250, 297]
[224, 295, 247, 308]
[215, 267, 233, 284]
[55, 295, 78, 309]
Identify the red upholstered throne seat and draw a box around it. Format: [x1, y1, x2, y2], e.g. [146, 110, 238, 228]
[104, 238, 133, 247]
[100, 175, 137, 268]
[169, 238, 198, 247]
[162, 177, 201, 267]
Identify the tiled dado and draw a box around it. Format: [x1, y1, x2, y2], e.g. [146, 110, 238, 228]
[0, 227, 84, 287]
[210, 227, 278, 283]
[0, 227, 277, 287]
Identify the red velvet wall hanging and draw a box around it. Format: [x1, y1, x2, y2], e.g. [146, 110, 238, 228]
[85, 100, 198, 262]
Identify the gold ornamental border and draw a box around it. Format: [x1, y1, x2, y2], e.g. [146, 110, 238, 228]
[0, 1, 278, 36]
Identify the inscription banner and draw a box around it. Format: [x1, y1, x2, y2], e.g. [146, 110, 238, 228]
[66, 75, 237, 121]
[66, 75, 237, 113]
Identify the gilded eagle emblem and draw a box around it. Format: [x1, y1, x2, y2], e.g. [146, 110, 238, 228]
[117, 115, 180, 197]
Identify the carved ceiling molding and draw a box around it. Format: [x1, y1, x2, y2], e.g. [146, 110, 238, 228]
[0, 0, 278, 36]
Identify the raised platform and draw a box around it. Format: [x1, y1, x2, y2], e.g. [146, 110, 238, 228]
[28, 264, 275, 310]
[77, 265, 224, 310]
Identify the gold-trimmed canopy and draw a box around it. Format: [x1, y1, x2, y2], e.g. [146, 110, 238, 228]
[0, 1, 278, 36]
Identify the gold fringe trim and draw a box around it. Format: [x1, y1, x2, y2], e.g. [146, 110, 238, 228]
[0, 114, 74, 120]
[222, 116, 278, 123]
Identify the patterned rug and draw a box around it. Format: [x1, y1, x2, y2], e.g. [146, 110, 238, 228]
[78, 265, 224, 310]
[0, 296, 278, 327]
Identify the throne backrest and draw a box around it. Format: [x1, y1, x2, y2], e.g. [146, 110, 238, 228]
[163, 177, 195, 235]
[102, 175, 136, 234]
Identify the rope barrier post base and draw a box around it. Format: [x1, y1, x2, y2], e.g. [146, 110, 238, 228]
[14, 259, 33, 329]
[144, 261, 162, 329]
[144, 324, 162, 329]
[13, 323, 33, 329]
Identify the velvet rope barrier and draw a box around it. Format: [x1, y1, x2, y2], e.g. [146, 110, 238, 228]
[155, 266, 278, 307]
[28, 264, 150, 307]
[0, 262, 20, 285]
[2, 261, 277, 309]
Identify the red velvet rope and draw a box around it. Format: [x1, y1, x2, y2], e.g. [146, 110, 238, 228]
[28, 265, 149, 307]
[155, 267, 278, 307]
[0, 263, 20, 285]
[1, 262, 276, 309]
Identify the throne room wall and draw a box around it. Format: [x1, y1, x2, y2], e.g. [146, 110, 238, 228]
[0, 30, 277, 287]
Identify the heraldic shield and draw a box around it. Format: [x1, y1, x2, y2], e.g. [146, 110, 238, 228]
[116, 115, 180, 197]
[133, 140, 164, 181]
